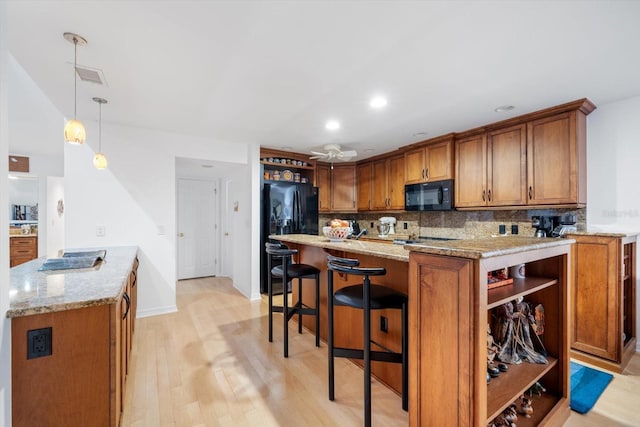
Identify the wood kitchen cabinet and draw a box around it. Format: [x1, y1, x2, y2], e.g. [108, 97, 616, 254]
[569, 233, 637, 372]
[12, 257, 139, 427]
[316, 163, 357, 213]
[409, 244, 571, 426]
[527, 111, 587, 205]
[372, 154, 404, 210]
[356, 162, 373, 211]
[455, 98, 594, 209]
[404, 134, 454, 184]
[10, 235, 37, 267]
[456, 124, 527, 208]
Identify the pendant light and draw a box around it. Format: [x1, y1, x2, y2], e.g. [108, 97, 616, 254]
[63, 32, 87, 144]
[92, 97, 108, 169]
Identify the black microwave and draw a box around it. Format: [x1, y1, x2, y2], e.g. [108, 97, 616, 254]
[405, 179, 454, 211]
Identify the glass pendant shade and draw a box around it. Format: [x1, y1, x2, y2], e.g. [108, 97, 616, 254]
[64, 119, 86, 144]
[93, 152, 108, 170]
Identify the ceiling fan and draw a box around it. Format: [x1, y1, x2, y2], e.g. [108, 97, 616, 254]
[310, 143, 357, 162]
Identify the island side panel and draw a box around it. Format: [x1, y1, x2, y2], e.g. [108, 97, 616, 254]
[293, 243, 408, 395]
[12, 304, 111, 427]
[409, 252, 476, 427]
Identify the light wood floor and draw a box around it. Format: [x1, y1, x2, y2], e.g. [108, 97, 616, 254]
[121, 276, 639, 426]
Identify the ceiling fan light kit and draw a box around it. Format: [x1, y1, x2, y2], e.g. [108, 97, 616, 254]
[63, 32, 88, 145]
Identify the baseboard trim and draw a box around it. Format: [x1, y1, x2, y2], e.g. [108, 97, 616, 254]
[136, 305, 178, 318]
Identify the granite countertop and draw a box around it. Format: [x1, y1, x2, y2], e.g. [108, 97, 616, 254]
[566, 231, 639, 238]
[7, 246, 138, 318]
[10, 233, 38, 238]
[405, 236, 574, 259]
[270, 234, 575, 262]
[270, 234, 411, 262]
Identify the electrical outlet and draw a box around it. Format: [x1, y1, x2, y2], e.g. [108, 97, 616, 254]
[27, 327, 52, 359]
[380, 316, 388, 333]
[96, 225, 106, 237]
[511, 224, 519, 235]
[370, 222, 374, 228]
[498, 224, 506, 235]
[404, 222, 408, 230]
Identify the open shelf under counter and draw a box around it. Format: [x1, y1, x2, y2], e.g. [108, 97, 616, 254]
[488, 276, 558, 309]
[487, 356, 558, 422]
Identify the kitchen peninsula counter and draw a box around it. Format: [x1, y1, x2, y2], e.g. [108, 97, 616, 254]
[9, 246, 139, 426]
[270, 234, 574, 426]
[7, 246, 138, 318]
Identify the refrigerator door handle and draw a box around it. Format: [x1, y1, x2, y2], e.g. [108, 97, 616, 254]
[292, 190, 298, 233]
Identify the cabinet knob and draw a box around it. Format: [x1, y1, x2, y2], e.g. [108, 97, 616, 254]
[179, 232, 184, 237]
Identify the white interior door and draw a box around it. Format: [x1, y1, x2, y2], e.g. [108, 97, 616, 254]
[177, 178, 219, 280]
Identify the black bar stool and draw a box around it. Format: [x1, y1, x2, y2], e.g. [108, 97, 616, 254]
[327, 254, 408, 427]
[265, 242, 321, 357]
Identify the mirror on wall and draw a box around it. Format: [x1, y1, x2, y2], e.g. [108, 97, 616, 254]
[9, 175, 38, 225]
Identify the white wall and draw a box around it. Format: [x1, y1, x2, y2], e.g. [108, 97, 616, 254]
[587, 95, 640, 351]
[0, 2, 12, 424]
[64, 121, 258, 316]
[46, 176, 65, 257]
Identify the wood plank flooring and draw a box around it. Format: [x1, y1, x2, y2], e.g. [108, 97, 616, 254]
[121, 276, 639, 426]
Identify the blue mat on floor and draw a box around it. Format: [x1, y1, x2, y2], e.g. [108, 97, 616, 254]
[570, 361, 614, 414]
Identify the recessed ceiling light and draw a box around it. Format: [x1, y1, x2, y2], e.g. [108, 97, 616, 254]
[281, 146, 293, 151]
[325, 120, 340, 131]
[201, 164, 213, 168]
[412, 131, 428, 137]
[494, 105, 515, 112]
[369, 96, 387, 109]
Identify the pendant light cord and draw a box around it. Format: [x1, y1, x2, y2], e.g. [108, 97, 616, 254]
[73, 37, 78, 119]
[98, 101, 102, 152]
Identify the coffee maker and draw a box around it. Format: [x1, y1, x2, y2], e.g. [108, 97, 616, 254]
[550, 214, 577, 237]
[531, 215, 558, 238]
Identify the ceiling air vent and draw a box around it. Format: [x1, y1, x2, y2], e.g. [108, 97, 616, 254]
[74, 65, 107, 86]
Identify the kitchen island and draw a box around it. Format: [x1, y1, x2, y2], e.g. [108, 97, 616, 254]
[272, 234, 573, 426]
[7, 246, 139, 427]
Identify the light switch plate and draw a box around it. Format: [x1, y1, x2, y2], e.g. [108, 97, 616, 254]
[96, 225, 106, 237]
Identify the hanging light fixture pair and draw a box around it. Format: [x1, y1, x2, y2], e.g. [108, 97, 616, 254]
[63, 32, 108, 170]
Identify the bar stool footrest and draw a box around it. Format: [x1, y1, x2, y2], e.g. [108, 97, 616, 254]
[333, 347, 403, 364]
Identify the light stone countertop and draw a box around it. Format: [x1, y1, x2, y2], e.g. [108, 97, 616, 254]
[566, 231, 639, 238]
[404, 236, 575, 259]
[7, 246, 138, 318]
[271, 234, 411, 262]
[270, 234, 575, 262]
[9, 234, 38, 238]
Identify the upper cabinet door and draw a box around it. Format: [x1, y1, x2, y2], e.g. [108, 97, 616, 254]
[527, 111, 584, 205]
[331, 164, 357, 212]
[455, 134, 487, 208]
[404, 147, 427, 184]
[372, 159, 389, 210]
[388, 155, 405, 210]
[424, 139, 453, 182]
[487, 124, 527, 206]
[357, 162, 372, 211]
[316, 164, 331, 212]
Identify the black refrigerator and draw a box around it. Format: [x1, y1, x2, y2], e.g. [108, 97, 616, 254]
[260, 181, 319, 294]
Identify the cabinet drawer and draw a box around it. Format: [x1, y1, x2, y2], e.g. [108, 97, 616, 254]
[10, 237, 36, 247]
[11, 246, 36, 257]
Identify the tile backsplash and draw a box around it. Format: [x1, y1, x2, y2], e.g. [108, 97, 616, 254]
[321, 208, 585, 239]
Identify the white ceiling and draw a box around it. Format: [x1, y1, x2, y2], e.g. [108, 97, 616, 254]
[7, 1, 640, 162]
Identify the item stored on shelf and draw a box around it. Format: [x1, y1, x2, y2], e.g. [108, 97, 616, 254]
[492, 298, 548, 365]
[488, 268, 513, 289]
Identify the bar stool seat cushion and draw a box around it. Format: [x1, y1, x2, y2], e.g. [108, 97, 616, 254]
[272, 264, 320, 278]
[334, 284, 407, 310]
